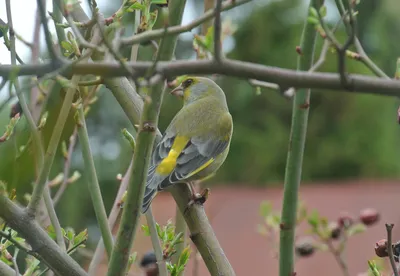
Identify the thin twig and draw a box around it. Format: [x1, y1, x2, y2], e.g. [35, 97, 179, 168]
[88, 159, 133, 276]
[26, 74, 80, 215]
[386, 224, 399, 276]
[325, 239, 349, 276]
[30, 3, 43, 121]
[76, 104, 114, 258]
[354, 38, 389, 79]
[43, 187, 66, 251]
[173, 208, 187, 276]
[52, 129, 78, 206]
[52, 0, 67, 50]
[26, 28, 102, 215]
[145, 208, 168, 276]
[121, 0, 251, 45]
[11, 248, 19, 276]
[36, 0, 59, 62]
[213, 0, 223, 61]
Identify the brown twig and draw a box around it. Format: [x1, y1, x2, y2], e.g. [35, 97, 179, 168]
[386, 224, 399, 276]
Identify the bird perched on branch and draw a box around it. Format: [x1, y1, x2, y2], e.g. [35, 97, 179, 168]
[141, 76, 233, 213]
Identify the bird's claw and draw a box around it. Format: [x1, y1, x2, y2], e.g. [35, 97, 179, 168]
[185, 188, 210, 213]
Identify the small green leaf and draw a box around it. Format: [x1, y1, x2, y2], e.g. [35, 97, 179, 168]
[177, 246, 191, 267]
[347, 223, 366, 236]
[307, 210, 320, 228]
[66, 228, 75, 242]
[151, 0, 167, 4]
[126, 2, 146, 12]
[368, 260, 381, 276]
[319, 5, 327, 18]
[74, 229, 88, 245]
[46, 225, 56, 240]
[148, 10, 158, 30]
[141, 225, 150, 236]
[259, 201, 272, 217]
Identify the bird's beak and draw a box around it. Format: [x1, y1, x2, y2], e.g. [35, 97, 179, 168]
[169, 84, 184, 98]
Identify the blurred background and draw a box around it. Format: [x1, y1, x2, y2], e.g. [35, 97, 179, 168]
[0, 0, 400, 275]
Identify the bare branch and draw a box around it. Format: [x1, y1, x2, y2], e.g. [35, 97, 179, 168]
[0, 197, 88, 276]
[53, 129, 78, 205]
[0, 260, 19, 276]
[120, 0, 251, 46]
[213, 0, 223, 61]
[386, 224, 399, 276]
[36, 0, 59, 62]
[88, 159, 133, 275]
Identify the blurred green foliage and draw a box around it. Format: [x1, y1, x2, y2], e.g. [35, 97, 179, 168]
[0, 0, 400, 239]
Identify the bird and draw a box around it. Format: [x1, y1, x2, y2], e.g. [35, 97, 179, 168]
[141, 76, 233, 213]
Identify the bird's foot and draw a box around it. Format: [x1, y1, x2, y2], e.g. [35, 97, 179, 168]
[186, 188, 210, 209]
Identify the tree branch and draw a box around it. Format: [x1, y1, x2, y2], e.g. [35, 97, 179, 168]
[279, 1, 320, 276]
[6, 59, 400, 96]
[120, 0, 250, 46]
[213, 0, 223, 61]
[27, 28, 103, 215]
[76, 105, 114, 258]
[0, 197, 88, 276]
[36, 0, 59, 62]
[386, 224, 399, 276]
[170, 186, 235, 275]
[88, 158, 133, 276]
[0, 259, 19, 276]
[106, 83, 163, 276]
[145, 208, 168, 276]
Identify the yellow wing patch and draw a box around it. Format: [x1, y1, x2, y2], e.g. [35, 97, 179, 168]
[156, 136, 189, 175]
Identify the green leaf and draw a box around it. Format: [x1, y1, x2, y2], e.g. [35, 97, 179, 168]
[46, 225, 56, 240]
[259, 201, 272, 217]
[347, 223, 366, 236]
[307, 210, 320, 228]
[368, 260, 381, 276]
[74, 229, 88, 245]
[66, 228, 75, 242]
[126, 2, 146, 12]
[151, 0, 167, 4]
[177, 246, 191, 267]
[148, 10, 158, 30]
[141, 225, 150, 236]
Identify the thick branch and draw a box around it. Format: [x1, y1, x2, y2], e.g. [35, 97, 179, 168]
[171, 186, 235, 275]
[0, 260, 20, 276]
[6, 60, 400, 96]
[0, 197, 87, 276]
[106, 84, 163, 276]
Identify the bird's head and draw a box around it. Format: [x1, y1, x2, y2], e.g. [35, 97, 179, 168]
[169, 76, 226, 105]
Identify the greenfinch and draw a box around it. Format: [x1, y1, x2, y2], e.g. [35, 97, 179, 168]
[141, 76, 233, 213]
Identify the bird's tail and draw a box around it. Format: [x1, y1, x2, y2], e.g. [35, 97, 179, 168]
[141, 187, 157, 213]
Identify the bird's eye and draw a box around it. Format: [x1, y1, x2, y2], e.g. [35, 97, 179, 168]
[182, 78, 194, 88]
